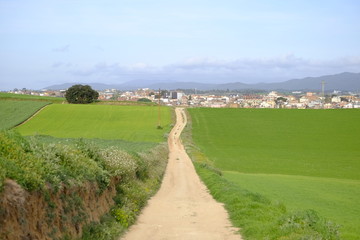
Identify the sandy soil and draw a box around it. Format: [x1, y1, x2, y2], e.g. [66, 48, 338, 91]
[121, 108, 242, 240]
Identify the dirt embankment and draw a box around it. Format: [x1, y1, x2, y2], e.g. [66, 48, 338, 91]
[0, 177, 120, 240]
[122, 108, 242, 240]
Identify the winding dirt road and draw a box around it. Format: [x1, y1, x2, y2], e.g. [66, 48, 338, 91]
[121, 108, 242, 240]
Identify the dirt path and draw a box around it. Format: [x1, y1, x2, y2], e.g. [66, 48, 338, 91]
[121, 108, 242, 240]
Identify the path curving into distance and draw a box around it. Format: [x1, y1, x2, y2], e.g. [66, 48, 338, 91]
[121, 108, 242, 240]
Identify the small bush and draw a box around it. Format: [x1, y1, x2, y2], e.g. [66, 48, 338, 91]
[100, 148, 137, 179]
[0, 131, 45, 190]
[81, 215, 123, 240]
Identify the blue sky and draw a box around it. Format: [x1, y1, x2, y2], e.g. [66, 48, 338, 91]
[1, 0, 360, 90]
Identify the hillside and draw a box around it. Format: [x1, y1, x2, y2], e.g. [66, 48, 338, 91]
[44, 72, 360, 91]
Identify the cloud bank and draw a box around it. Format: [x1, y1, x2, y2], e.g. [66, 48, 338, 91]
[67, 55, 360, 84]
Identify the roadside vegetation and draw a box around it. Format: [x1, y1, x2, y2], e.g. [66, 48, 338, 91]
[0, 130, 168, 239]
[184, 108, 360, 239]
[16, 104, 172, 142]
[80, 143, 168, 240]
[0, 100, 50, 130]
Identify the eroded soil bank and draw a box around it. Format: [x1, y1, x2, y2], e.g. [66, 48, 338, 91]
[0, 177, 120, 240]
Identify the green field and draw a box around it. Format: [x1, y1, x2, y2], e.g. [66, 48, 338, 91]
[17, 104, 172, 142]
[0, 100, 50, 130]
[0, 92, 65, 103]
[189, 108, 360, 239]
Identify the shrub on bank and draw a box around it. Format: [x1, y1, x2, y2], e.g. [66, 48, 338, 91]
[0, 130, 169, 239]
[81, 143, 169, 240]
[0, 131, 110, 191]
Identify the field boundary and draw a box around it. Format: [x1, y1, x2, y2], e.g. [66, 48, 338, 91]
[14, 103, 51, 128]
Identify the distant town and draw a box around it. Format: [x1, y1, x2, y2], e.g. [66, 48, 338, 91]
[5, 87, 360, 109]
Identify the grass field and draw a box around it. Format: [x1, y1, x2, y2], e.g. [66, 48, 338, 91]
[17, 104, 172, 142]
[0, 92, 65, 103]
[0, 100, 50, 130]
[188, 108, 360, 239]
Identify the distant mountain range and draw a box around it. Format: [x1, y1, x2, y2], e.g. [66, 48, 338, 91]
[43, 72, 360, 91]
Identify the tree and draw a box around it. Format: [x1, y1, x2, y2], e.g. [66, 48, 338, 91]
[137, 98, 152, 102]
[65, 84, 99, 104]
[340, 97, 349, 102]
[275, 97, 287, 108]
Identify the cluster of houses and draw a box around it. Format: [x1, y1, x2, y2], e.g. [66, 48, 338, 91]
[10, 88, 66, 97]
[97, 88, 360, 109]
[183, 91, 360, 109]
[7, 88, 360, 109]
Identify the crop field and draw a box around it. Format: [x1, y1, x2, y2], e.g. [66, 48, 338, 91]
[0, 92, 65, 103]
[0, 100, 50, 130]
[189, 108, 360, 239]
[17, 104, 172, 142]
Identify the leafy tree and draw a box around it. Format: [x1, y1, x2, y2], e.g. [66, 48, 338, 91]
[275, 97, 287, 108]
[65, 84, 99, 104]
[340, 97, 349, 102]
[137, 98, 152, 102]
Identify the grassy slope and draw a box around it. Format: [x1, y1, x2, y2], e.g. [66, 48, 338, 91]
[17, 104, 172, 142]
[0, 100, 50, 130]
[189, 108, 360, 239]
